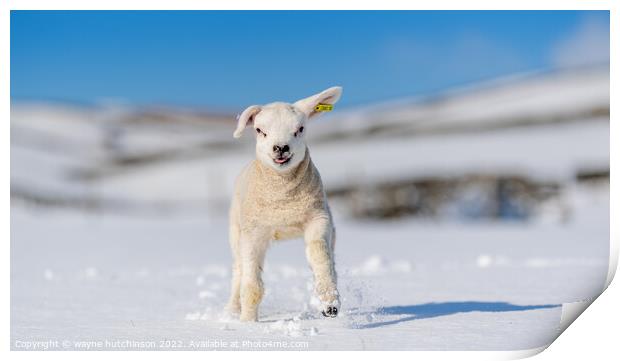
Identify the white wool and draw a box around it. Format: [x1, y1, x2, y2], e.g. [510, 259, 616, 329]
[226, 87, 342, 321]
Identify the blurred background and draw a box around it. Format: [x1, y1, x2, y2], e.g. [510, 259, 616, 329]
[9, 11, 611, 350]
[10, 11, 609, 222]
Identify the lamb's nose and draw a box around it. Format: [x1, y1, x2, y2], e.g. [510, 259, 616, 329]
[273, 144, 290, 153]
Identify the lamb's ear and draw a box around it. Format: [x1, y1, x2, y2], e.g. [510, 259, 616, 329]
[233, 105, 261, 138]
[294, 86, 342, 119]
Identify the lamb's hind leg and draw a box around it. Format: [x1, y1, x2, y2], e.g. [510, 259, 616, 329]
[304, 217, 340, 317]
[225, 220, 242, 315]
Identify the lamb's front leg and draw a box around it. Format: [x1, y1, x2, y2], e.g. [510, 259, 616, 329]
[304, 216, 340, 317]
[225, 219, 242, 315]
[239, 233, 268, 322]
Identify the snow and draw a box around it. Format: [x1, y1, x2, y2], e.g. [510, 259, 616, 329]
[10, 183, 608, 350]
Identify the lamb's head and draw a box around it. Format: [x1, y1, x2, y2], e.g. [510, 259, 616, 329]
[234, 86, 342, 172]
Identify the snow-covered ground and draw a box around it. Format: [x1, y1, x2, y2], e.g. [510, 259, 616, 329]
[10, 183, 609, 350]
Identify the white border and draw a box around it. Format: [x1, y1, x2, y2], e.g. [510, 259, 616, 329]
[2, 1, 616, 360]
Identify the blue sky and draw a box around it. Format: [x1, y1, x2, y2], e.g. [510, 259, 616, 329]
[11, 11, 609, 111]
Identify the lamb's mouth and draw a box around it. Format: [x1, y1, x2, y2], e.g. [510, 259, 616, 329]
[273, 155, 292, 165]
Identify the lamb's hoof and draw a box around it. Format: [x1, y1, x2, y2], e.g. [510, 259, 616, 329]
[322, 306, 338, 318]
[225, 303, 241, 316]
[240, 315, 258, 322]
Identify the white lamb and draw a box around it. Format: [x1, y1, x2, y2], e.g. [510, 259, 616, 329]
[226, 86, 342, 322]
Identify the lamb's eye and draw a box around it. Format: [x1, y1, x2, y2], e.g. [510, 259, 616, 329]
[256, 128, 266, 137]
[295, 126, 304, 137]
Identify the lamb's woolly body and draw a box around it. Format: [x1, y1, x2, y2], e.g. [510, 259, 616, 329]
[239, 151, 330, 235]
[227, 152, 338, 321]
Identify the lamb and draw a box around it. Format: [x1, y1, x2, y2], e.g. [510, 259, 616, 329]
[226, 86, 342, 322]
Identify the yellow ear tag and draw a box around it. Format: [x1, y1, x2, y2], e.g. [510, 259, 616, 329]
[314, 104, 334, 112]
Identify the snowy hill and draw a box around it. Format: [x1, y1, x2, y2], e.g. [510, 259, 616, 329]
[11, 66, 609, 218]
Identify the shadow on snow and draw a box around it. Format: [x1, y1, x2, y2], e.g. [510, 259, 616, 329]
[358, 301, 560, 329]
